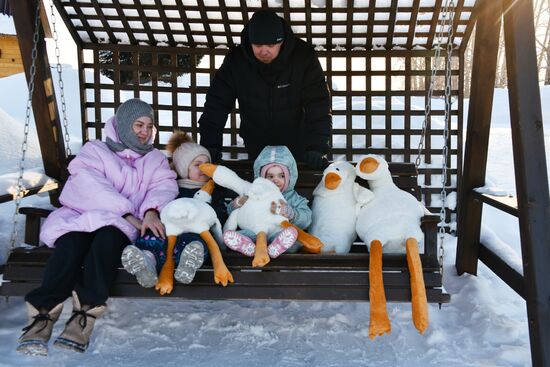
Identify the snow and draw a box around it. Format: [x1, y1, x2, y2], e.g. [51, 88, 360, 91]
[0, 16, 548, 367]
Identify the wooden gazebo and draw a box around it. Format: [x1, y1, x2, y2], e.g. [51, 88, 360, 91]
[2, 0, 548, 365]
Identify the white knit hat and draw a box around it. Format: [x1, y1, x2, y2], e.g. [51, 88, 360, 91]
[172, 142, 211, 179]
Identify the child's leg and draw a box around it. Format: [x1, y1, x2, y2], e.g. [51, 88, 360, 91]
[223, 229, 256, 257]
[133, 231, 167, 271]
[121, 231, 163, 288]
[174, 233, 206, 284]
[267, 227, 298, 258]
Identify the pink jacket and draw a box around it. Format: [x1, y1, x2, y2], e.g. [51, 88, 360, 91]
[40, 117, 178, 247]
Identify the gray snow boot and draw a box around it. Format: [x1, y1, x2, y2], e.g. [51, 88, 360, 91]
[121, 244, 158, 288]
[16, 302, 63, 356]
[53, 291, 106, 353]
[174, 241, 204, 284]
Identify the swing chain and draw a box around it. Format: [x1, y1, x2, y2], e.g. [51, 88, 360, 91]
[49, 0, 71, 156]
[439, 0, 456, 277]
[414, 0, 456, 277]
[10, 0, 43, 250]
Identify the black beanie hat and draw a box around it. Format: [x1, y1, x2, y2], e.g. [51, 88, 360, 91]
[248, 10, 285, 45]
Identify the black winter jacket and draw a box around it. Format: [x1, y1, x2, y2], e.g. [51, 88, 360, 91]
[198, 18, 332, 161]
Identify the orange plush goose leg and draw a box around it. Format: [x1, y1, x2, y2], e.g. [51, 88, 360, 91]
[252, 231, 270, 267]
[406, 238, 429, 334]
[280, 221, 323, 254]
[369, 240, 391, 339]
[200, 230, 234, 286]
[155, 235, 177, 295]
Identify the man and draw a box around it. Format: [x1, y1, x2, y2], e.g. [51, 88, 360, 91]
[198, 9, 332, 170]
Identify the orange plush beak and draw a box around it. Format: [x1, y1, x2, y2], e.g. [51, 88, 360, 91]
[359, 157, 379, 174]
[199, 163, 218, 177]
[324, 172, 341, 190]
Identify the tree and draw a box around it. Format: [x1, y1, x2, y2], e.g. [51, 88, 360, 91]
[98, 51, 203, 85]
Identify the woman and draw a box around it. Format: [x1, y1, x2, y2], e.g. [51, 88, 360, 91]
[16, 99, 178, 356]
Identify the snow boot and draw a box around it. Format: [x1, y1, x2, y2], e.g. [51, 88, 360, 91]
[267, 227, 298, 258]
[121, 244, 158, 288]
[16, 302, 63, 356]
[174, 241, 204, 284]
[223, 230, 255, 256]
[53, 291, 106, 353]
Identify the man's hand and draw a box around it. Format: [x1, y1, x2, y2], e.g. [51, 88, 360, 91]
[304, 150, 329, 170]
[141, 210, 166, 238]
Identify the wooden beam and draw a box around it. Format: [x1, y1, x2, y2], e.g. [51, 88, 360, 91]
[455, 0, 501, 276]
[502, 0, 550, 365]
[478, 242, 524, 298]
[10, 0, 68, 191]
[38, 1, 51, 38]
[0, 34, 24, 77]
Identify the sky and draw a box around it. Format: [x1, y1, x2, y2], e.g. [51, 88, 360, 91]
[0, 10, 549, 367]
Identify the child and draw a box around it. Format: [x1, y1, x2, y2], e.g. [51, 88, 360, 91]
[121, 132, 227, 287]
[223, 145, 312, 258]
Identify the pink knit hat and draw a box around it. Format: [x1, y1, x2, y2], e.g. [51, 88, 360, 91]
[260, 163, 290, 192]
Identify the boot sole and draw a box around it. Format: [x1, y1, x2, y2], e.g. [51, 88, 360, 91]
[54, 337, 88, 353]
[16, 340, 48, 356]
[121, 245, 158, 288]
[174, 242, 204, 284]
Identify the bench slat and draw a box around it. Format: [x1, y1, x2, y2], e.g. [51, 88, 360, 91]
[0, 280, 449, 303]
[5, 247, 441, 271]
[2, 265, 443, 287]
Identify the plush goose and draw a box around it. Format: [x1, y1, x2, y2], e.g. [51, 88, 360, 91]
[310, 161, 373, 254]
[155, 180, 234, 295]
[200, 163, 323, 267]
[354, 154, 429, 339]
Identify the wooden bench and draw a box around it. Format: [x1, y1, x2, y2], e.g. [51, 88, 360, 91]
[0, 161, 450, 304]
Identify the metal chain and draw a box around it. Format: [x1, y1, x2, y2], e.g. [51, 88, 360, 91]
[438, 0, 456, 277]
[49, 0, 71, 156]
[10, 0, 43, 250]
[414, 0, 456, 276]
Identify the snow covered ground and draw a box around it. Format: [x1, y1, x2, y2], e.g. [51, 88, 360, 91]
[1, 13, 549, 367]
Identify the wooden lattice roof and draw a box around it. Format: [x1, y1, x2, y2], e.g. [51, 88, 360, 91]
[54, 0, 478, 51]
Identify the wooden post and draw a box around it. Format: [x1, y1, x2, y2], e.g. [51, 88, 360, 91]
[456, 0, 502, 275]
[502, 0, 550, 365]
[10, 0, 67, 196]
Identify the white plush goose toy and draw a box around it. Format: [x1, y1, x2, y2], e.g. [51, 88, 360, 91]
[354, 154, 429, 339]
[200, 163, 323, 267]
[155, 180, 234, 295]
[310, 161, 373, 254]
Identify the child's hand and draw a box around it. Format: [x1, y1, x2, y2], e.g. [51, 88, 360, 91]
[270, 199, 295, 219]
[230, 195, 248, 209]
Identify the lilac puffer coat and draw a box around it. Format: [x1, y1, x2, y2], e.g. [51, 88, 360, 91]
[40, 116, 178, 247]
